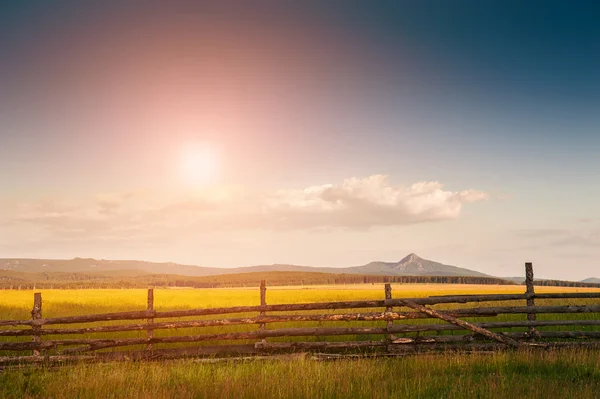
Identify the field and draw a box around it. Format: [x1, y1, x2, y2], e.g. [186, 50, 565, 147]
[2, 284, 600, 398]
[3, 283, 597, 319]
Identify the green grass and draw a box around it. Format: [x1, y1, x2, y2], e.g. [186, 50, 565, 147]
[1, 349, 600, 398]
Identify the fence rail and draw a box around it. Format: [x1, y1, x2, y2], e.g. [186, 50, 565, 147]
[1, 263, 600, 366]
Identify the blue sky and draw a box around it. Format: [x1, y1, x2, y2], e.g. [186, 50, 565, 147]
[1, 2, 599, 279]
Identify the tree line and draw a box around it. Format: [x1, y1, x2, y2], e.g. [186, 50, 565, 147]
[0, 271, 518, 289]
[532, 279, 600, 288]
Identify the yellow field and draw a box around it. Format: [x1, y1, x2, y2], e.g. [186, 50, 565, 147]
[1, 283, 600, 355]
[2, 284, 599, 320]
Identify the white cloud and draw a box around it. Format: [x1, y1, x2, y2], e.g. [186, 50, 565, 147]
[4, 175, 488, 245]
[259, 175, 488, 229]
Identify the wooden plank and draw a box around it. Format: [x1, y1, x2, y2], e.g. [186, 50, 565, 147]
[5, 318, 600, 337]
[397, 299, 521, 347]
[0, 294, 529, 327]
[3, 291, 600, 327]
[388, 319, 600, 333]
[10, 326, 388, 353]
[256, 341, 387, 350]
[392, 331, 600, 344]
[0, 310, 493, 336]
[152, 300, 386, 319]
[460, 304, 600, 315]
[0, 299, 600, 330]
[2, 303, 599, 329]
[12, 328, 600, 354]
[22, 324, 600, 353]
[0, 310, 153, 327]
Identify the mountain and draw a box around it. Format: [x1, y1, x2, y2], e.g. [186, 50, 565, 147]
[582, 277, 600, 284]
[0, 258, 226, 276]
[0, 253, 491, 278]
[345, 253, 491, 277]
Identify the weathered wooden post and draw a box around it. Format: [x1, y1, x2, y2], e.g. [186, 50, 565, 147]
[384, 284, 395, 350]
[147, 288, 154, 350]
[31, 292, 42, 356]
[525, 262, 539, 339]
[259, 280, 267, 345]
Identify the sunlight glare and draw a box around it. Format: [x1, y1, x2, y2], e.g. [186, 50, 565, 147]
[179, 144, 218, 185]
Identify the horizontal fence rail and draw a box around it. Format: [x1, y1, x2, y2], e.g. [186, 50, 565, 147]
[3, 293, 600, 328]
[1, 263, 600, 366]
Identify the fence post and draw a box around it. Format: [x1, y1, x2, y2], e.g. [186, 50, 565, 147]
[525, 262, 538, 339]
[259, 280, 267, 344]
[31, 292, 42, 356]
[147, 288, 154, 350]
[384, 283, 395, 350]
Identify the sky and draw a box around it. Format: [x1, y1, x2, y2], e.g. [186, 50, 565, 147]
[1, 1, 599, 280]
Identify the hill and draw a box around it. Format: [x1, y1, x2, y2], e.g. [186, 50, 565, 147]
[582, 277, 600, 284]
[0, 253, 491, 278]
[0, 258, 225, 276]
[345, 253, 491, 277]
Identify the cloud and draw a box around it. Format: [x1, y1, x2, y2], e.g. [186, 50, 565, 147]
[259, 176, 488, 229]
[551, 234, 600, 249]
[5, 175, 488, 244]
[512, 229, 570, 238]
[511, 228, 600, 247]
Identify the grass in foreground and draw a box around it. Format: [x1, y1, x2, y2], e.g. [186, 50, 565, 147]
[1, 349, 600, 398]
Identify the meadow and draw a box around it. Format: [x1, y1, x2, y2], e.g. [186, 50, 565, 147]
[1, 284, 600, 398]
[1, 349, 600, 398]
[3, 283, 597, 319]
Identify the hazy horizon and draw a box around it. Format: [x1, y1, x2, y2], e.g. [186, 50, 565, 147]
[2, 2, 599, 280]
[0, 252, 595, 281]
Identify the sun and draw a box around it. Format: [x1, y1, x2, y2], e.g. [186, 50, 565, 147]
[179, 144, 218, 185]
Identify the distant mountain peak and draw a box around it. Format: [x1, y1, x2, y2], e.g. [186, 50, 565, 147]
[399, 253, 421, 264]
[395, 253, 426, 272]
[351, 253, 490, 277]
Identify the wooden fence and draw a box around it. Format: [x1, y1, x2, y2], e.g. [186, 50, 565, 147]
[1, 263, 600, 366]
